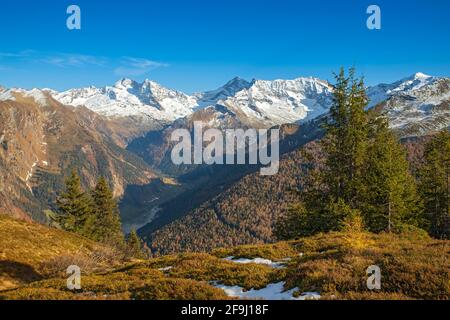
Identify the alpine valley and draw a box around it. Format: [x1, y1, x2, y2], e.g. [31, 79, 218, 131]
[1, 72, 450, 240]
[1, 71, 450, 300]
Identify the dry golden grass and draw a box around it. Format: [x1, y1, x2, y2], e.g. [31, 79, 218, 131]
[212, 241, 297, 261]
[1, 213, 448, 300]
[284, 231, 449, 300]
[0, 275, 229, 300]
[0, 214, 121, 290]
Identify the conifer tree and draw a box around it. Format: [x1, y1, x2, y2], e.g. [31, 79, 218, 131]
[127, 229, 146, 259]
[362, 115, 421, 232]
[89, 177, 125, 246]
[323, 68, 368, 208]
[275, 67, 424, 240]
[56, 169, 92, 235]
[419, 130, 450, 239]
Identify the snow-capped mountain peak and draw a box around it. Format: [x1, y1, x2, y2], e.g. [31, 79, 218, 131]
[367, 72, 439, 107]
[3, 72, 448, 136]
[210, 76, 334, 127]
[194, 76, 253, 108]
[413, 72, 431, 79]
[52, 79, 197, 122]
[365, 73, 450, 136]
[50, 76, 336, 128]
[114, 78, 139, 89]
[388, 72, 435, 94]
[0, 87, 49, 107]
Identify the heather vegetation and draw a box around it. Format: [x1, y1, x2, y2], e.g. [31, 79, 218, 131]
[1, 213, 448, 300]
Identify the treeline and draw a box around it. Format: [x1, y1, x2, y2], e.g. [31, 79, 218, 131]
[276, 68, 450, 240]
[55, 170, 147, 258]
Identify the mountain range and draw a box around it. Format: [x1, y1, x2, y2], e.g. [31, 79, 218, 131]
[2, 72, 449, 135]
[1, 72, 450, 252]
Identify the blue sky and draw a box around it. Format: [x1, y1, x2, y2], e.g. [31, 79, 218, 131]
[0, 0, 449, 93]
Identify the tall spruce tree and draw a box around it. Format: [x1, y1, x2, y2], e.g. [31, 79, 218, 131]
[276, 67, 423, 240]
[56, 169, 92, 235]
[362, 115, 421, 232]
[322, 67, 351, 202]
[89, 177, 125, 246]
[419, 130, 450, 239]
[278, 68, 370, 237]
[322, 68, 368, 212]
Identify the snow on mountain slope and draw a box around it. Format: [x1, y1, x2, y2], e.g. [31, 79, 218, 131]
[0, 88, 49, 106]
[3, 72, 449, 137]
[390, 72, 435, 93]
[377, 76, 450, 136]
[53, 79, 198, 122]
[51, 77, 334, 128]
[216, 77, 334, 127]
[367, 72, 437, 108]
[194, 77, 253, 108]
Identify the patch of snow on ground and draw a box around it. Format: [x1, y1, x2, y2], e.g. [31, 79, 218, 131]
[158, 266, 173, 271]
[223, 256, 287, 269]
[24, 160, 39, 194]
[213, 281, 320, 300]
[25, 161, 38, 182]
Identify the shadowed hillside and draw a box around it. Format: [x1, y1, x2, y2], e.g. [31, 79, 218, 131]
[0, 214, 121, 291]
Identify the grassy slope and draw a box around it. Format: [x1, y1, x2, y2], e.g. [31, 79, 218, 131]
[0, 214, 117, 290]
[0, 214, 448, 300]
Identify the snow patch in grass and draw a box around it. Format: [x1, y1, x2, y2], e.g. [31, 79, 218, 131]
[223, 256, 287, 269]
[158, 266, 173, 272]
[213, 281, 320, 300]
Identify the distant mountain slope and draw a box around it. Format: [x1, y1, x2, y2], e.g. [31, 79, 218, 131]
[51, 76, 335, 130]
[365, 73, 450, 136]
[130, 120, 324, 237]
[124, 76, 334, 175]
[53, 79, 197, 123]
[125, 73, 450, 174]
[142, 128, 432, 255]
[0, 89, 156, 222]
[214, 77, 334, 127]
[50, 73, 450, 135]
[142, 141, 317, 254]
[193, 77, 253, 108]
